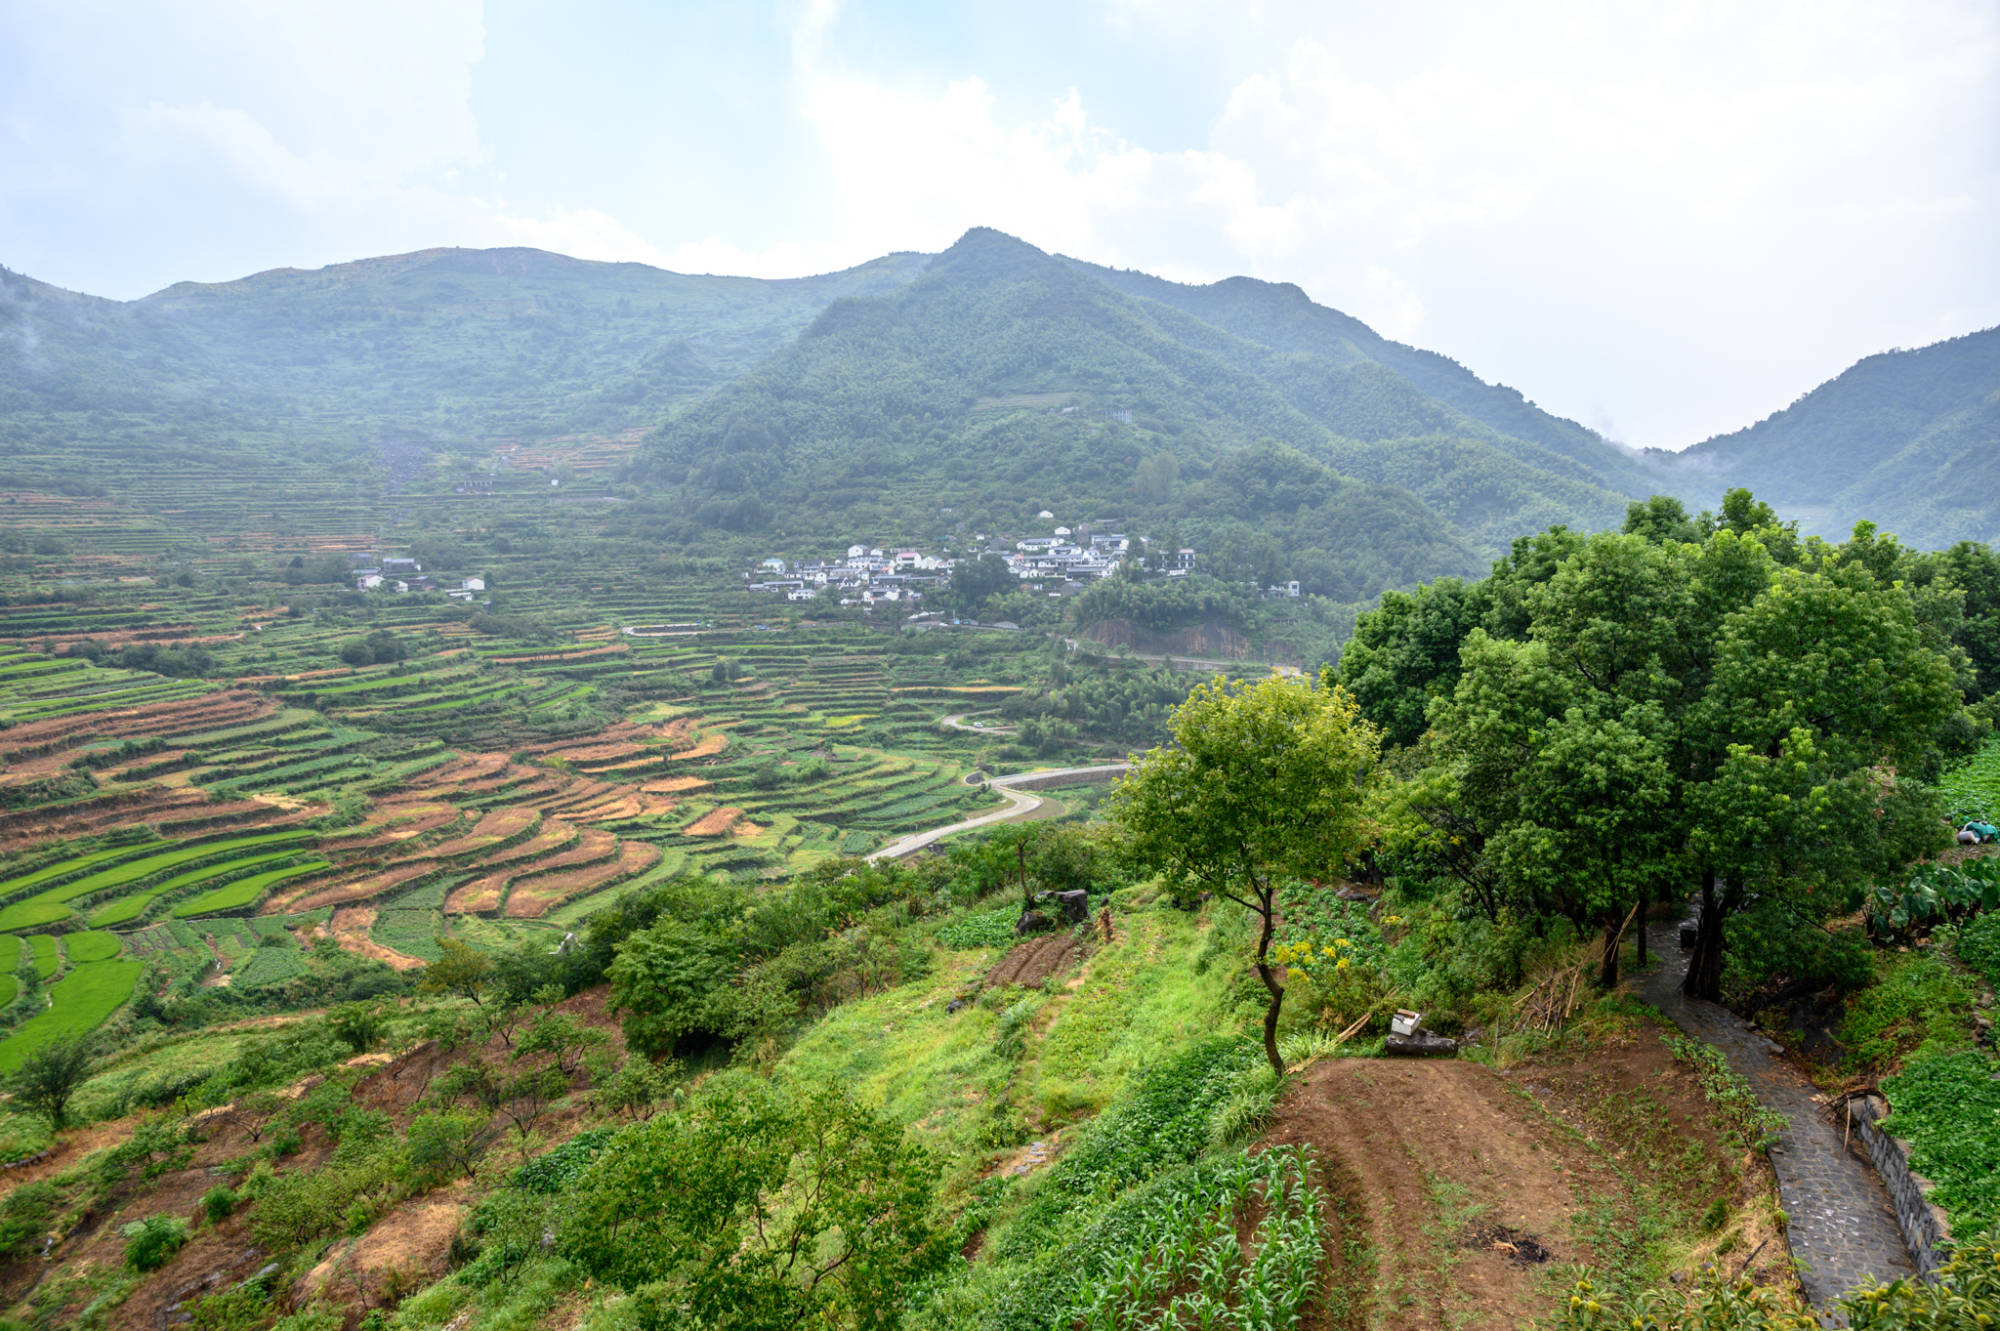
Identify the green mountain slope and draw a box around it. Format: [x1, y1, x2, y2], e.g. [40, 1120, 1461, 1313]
[636, 228, 1701, 593]
[1663, 326, 2000, 546]
[636, 228, 1500, 597]
[1079, 266, 1653, 486]
[1069, 265, 1652, 544]
[0, 247, 928, 513]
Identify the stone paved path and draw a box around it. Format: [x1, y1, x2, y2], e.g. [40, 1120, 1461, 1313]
[1633, 920, 1913, 1320]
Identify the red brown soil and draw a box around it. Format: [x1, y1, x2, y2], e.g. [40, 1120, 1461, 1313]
[319, 800, 459, 851]
[514, 826, 616, 873]
[682, 806, 743, 837]
[641, 775, 710, 794]
[426, 807, 537, 858]
[328, 906, 426, 971]
[986, 930, 1084, 987]
[0, 690, 271, 763]
[281, 861, 435, 913]
[483, 644, 629, 665]
[667, 731, 728, 761]
[30, 990, 635, 1329]
[504, 839, 662, 918]
[479, 817, 582, 867]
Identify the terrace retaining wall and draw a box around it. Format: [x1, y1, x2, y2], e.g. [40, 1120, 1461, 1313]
[1847, 1093, 1952, 1280]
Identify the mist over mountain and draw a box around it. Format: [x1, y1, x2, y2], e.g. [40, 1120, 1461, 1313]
[1658, 326, 2000, 548]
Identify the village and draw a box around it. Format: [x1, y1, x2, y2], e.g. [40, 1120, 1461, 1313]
[351, 556, 487, 600]
[742, 525, 1208, 607]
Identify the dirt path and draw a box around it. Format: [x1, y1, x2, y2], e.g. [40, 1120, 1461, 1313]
[1634, 918, 1913, 1311]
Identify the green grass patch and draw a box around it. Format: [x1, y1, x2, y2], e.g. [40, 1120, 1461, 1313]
[87, 849, 305, 926]
[63, 931, 121, 963]
[1942, 735, 2000, 823]
[171, 859, 329, 918]
[1840, 951, 1975, 1073]
[1881, 1049, 2000, 1236]
[0, 957, 146, 1073]
[0, 830, 313, 931]
[936, 906, 1020, 950]
[1953, 911, 2000, 990]
[24, 935, 58, 979]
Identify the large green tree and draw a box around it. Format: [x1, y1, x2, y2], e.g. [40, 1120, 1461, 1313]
[1412, 512, 1964, 1001]
[1109, 675, 1380, 1073]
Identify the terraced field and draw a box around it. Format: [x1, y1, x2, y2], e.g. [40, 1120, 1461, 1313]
[0, 567, 1109, 1058]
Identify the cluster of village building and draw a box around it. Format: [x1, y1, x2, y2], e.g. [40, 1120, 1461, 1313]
[353, 556, 487, 600]
[746, 527, 1205, 606]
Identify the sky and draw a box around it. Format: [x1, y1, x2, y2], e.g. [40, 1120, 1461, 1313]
[1, 0, 1996, 450]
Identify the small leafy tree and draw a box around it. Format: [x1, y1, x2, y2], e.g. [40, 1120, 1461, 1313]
[607, 919, 740, 1057]
[7, 1035, 95, 1129]
[1111, 676, 1381, 1075]
[420, 937, 495, 1007]
[123, 1213, 189, 1271]
[326, 1000, 387, 1054]
[406, 1109, 494, 1184]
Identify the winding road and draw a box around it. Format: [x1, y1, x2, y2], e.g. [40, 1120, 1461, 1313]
[865, 763, 1129, 861]
[939, 711, 1016, 735]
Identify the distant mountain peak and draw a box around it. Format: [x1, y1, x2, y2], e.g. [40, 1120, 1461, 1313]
[924, 228, 1068, 285]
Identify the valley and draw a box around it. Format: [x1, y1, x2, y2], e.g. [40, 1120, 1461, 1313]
[0, 231, 1995, 1331]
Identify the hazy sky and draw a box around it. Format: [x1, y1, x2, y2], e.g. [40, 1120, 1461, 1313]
[3, 0, 1996, 449]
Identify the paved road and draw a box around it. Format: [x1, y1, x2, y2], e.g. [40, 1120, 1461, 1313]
[865, 763, 1128, 862]
[939, 710, 1016, 735]
[1634, 920, 1912, 1319]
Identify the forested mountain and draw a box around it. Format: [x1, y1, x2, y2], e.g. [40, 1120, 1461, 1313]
[1661, 325, 2000, 547]
[635, 228, 1665, 597]
[0, 246, 930, 434]
[3, 226, 1994, 604]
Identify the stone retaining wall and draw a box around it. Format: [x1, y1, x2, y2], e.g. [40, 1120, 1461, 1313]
[1848, 1094, 1951, 1280]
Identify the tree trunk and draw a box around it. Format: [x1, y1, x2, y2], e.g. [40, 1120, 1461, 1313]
[1253, 892, 1286, 1077]
[1683, 871, 1726, 1002]
[1600, 920, 1621, 989]
[1635, 889, 1649, 966]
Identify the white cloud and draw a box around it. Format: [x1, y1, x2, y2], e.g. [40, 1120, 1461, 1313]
[737, 0, 2000, 447]
[3, 0, 1993, 448]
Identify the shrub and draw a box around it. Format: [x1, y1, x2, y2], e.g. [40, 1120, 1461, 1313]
[1955, 912, 2000, 990]
[1840, 954, 1973, 1073]
[0, 1182, 54, 1261]
[123, 1214, 189, 1271]
[200, 1186, 237, 1225]
[1662, 1035, 1787, 1153]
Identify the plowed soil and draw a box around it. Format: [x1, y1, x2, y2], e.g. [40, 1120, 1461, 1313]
[986, 929, 1084, 987]
[1260, 1022, 1784, 1329]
